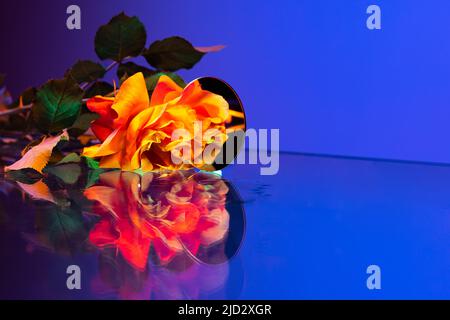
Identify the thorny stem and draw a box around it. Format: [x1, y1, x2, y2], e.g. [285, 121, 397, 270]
[0, 59, 124, 117]
[0, 104, 32, 116]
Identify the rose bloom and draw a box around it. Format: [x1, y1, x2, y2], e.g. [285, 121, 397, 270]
[82, 72, 229, 171]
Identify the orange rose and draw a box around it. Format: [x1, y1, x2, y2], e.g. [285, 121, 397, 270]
[82, 72, 229, 171]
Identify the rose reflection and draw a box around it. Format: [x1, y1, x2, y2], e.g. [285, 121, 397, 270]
[86, 170, 230, 270]
[5, 167, 244, 299]
[91, 247, 230, 300]
[84, 169, 243, 299]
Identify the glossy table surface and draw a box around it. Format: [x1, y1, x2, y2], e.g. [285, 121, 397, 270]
[1, 152, 450, 299]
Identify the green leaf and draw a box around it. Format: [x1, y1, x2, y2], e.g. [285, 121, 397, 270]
[145, 72, 186, 92]
[143, 36, 205, 71]
[95, 12, 147, 62]
[5, 168, 42, 184]
[65, 60, 106, 84]
[56, 152, 81, 165]
[82, 156, 103, 188]
[33, 77, 84, 133]
[68, 112, 99, 137]
[84, 81, 114, 98]
[83, 156, 100, 169]
[32, 207, 89, 254]
[117, 61, 156, 80]
[45, 163, 81, 185]
[85, 169, 103, 188]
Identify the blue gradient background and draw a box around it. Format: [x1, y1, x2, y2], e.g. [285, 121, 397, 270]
[1, 1, 450, 163]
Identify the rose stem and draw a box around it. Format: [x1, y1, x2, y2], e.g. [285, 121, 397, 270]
[0, 59, 125, 117]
